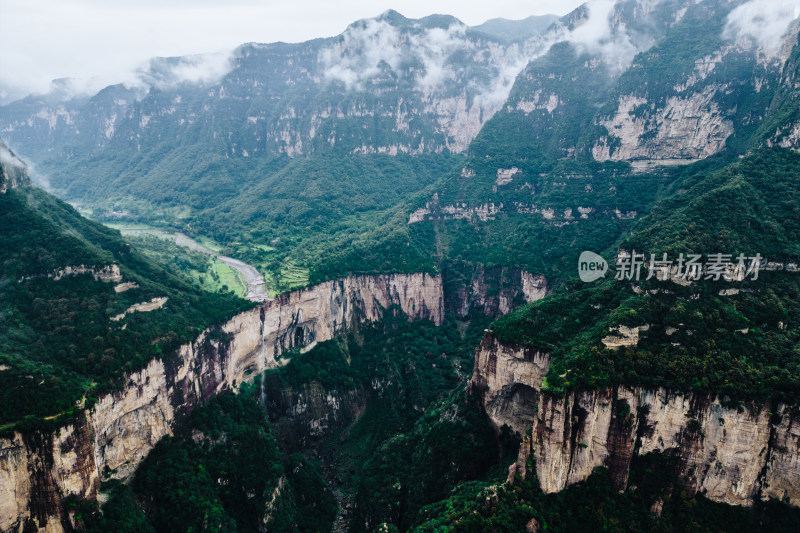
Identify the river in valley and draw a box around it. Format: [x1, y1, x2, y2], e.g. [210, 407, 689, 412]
[120, 229, 270, 302]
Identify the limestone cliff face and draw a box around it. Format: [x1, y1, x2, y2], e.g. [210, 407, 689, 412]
[589, 26, 799, 169]
[261, 377, 367, 452]
[0, 139, 29, 193]
[471, 336, 550, 437]
[19, 264, 123, 284]
[408, 193, 637, 226]
[0, 272, 444, 533]
[445, 266, 547, 319]
[592, 87, 735, 167]
[0, 15, 553, 165]
[472, 335, 800, 508]
[252, 268, 549, 458]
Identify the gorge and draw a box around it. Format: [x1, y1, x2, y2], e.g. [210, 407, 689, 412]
[0, 268, 546, 532]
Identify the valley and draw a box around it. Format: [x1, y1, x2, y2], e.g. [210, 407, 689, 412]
[115, 227, 269, 301]
[1, 0, 800, 532]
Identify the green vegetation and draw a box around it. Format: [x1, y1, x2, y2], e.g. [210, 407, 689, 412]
[261, 309, 510, 532]
[2, 3, 799, 531]
[51, 148, 461, 292]
[0, 186, 250, 428]
[491, 148, 800, 401]
[78, 393, 337, 533]
[347, 392, 513, 532]
[412, 455, 800, 532]
[268, 309, 489, 395]
[121, 233, 247, 296]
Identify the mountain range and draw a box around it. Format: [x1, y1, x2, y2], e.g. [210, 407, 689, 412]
[1, 0, 799, 532]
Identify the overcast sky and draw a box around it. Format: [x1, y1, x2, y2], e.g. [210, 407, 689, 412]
[0, 0, 584, 101]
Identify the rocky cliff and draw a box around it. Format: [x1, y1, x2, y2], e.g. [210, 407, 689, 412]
[0, 272, 444, 533]
[471, 335, 800, 508]
[0, 11, 554, 165]
[0, 268, 550, 532]
[0, 139, 28, 194]
[244, 267, 551, 461]
[444, 266, 547, 319]
[260, 377, 367, 453]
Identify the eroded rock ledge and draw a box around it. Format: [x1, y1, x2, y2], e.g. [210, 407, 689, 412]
[471, 335, 800, 508]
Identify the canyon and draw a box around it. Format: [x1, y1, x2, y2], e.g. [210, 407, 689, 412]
[471, 335, 800, 508]
[0, 268, 545, 532]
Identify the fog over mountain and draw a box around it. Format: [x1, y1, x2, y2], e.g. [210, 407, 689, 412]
[0, 0, 583, 103]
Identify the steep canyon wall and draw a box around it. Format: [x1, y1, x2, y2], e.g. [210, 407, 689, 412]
[471, 335, 800, 508]
[0, 273, 444, 533]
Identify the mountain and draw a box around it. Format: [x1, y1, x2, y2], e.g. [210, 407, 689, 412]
[0, 139, 28, 192]
[350, 0, 800, 284]
[5, 2, 797, 292]
[0, 10, 553, 193]
[472, 15, 560, 42]
[0, 9, 563, 292]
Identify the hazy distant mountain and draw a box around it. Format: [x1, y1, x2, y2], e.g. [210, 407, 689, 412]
[472, 14, 560, 42]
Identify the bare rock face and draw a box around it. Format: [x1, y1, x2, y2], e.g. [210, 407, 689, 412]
[592, 87, 735, 166]
[261, 379, 367, 452]
[18, 264, 124, 284]
[0, 139, 29, 193]
[776, 121, 800, 149]
[471, 335, 550, 436]
[0, 436, 32, 531]
[0, 272, 444, 533]
[445, 267, 547, 319]
[473, 336, 800, 508]
[0, 418, 97, 533]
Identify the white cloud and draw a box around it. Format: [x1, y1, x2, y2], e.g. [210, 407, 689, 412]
[0, 143, 25, 170]
[0, 0, 584, 102]
[320, 17, 472, 90]
[724, 0, 800, 55]
[566, 0, 640, 72]
[136, 51, 235, 90]
[317, 14, 556, 118]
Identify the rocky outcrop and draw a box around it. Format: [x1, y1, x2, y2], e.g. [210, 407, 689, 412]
[408, 194, 636, 225]
[592, 87, 735, 166]
[0, 272, 444, 533]
[472, 335, 800, 508]
[18, 264, 123, 284]
[110, 297, 169, 322]
[601, 324, 650, 349]
[0, 139, 29, 194]
[445, 266, 547, 319]
[471, 336, 550, 437]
